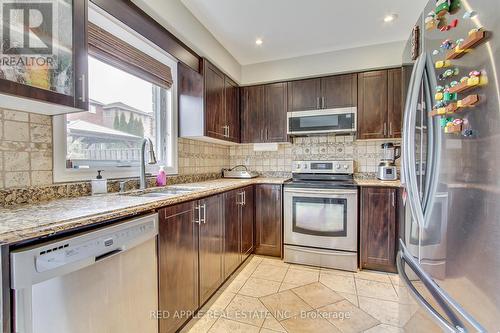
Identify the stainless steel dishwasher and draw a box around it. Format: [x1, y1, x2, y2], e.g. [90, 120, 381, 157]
[10, 213, 159, 333]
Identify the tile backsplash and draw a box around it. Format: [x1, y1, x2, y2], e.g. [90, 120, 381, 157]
[0, 108, 230, 190]
[229, 135, 401, 175]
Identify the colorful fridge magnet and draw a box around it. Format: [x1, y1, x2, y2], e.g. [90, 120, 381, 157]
[435, 0, 450, 17]
[457, 94, 479, 108]
[446, 29, 487, 60]
[444, 118, 463, 133]
[463, 11, 477, 19]
[440, 117, 453, 128]
[435, 60, 452, 69]
[425, 12, 437, 30]
[449, 0, 461, 14]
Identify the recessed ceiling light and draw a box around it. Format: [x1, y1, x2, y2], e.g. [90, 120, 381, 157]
[255, 38, 263, 46]
[384, 14, 398, 23]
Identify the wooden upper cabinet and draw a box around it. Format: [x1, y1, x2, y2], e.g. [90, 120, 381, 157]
[264, 82, 288, 142]
[241, 85, 264, 143]
[254, 184, 282, 257]
[158, 201, 199, 333]
[224, 77, 240, 142]
[287, 78, 321, 111]
[360, 187, 398, 273]
[388, 68, 403, 138]
[357, 70, 388, 139]
[198, 194, 224, 304]
[204, 61, 226, 139]
[321, 74, 357, 109]
[0, 0, 88, 114]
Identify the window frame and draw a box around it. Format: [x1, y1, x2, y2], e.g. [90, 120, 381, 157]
[53, 4, 178, 183]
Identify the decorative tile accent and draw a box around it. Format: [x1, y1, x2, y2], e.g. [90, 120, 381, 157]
[229, 135, 401, 175]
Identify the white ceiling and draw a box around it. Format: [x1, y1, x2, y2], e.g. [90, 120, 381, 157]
[181, 0, 428, 65]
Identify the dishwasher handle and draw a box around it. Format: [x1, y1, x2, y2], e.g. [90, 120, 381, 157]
[95, 248, 123, 262]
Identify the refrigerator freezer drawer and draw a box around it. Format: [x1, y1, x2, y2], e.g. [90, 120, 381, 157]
[284, 245, 357, 272]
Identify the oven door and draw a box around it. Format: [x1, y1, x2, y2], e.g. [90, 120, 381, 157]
[284, 187, 357, 251]
[287, 108, 356, 135]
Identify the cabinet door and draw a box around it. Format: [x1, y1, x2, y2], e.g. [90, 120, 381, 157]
[241, 186, 254, 258]
[255, 184, 282, 257]
[321, 73, 357, 109]
[198, 194, 224, 304]
[264, 82, 288, 142]
[0, 0, 88, 110]
[224, 77, 240, 142]
[159, 202, 198, 333]
[357, 70, 388, 139]
[360, 187, 398, 273]
[241, 85, 264, 143]
[204, 61, 225, 139]
[287, 78, 321, 111]
[223, 189, 241, 278]
[388, 68, 403, 138]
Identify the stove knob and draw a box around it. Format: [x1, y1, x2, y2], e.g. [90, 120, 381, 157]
[303, 163, 308, 169]
[343, 164, 348, 169]
[295, 163, 301, 170]
[336, 164, 341, 169]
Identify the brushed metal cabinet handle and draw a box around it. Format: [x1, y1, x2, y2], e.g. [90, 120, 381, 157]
[384, 122, 387, 136]
[78, 74, 86, 102]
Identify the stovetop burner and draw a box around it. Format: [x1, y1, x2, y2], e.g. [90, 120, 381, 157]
[285, 160, 357, 189]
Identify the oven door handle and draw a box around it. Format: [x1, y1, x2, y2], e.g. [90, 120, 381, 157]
[284, 188, 357, 195]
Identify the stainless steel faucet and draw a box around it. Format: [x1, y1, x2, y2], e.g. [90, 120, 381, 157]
[140, 138, 157, 190]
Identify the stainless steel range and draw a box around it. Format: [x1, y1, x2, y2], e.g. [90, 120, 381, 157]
[284, 160, 358, 271]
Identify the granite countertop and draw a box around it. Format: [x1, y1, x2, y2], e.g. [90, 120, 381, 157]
[0, 177, 289, 245]
[354, 178, 402, 188]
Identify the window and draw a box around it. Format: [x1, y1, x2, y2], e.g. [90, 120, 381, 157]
[53, 7, 177, 182]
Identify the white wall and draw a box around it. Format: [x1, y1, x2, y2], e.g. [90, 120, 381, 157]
[241, 41, 405, 85]
[132, 0, 242, 82]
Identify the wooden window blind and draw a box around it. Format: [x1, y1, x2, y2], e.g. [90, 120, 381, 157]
[88, 22, 173, 89]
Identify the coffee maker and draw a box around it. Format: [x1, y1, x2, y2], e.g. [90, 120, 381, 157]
[377, 143, 401, 180]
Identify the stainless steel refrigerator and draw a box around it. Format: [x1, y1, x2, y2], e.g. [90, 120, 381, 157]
[398, 0, 500, 332]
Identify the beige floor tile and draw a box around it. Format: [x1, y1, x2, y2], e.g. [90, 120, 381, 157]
[288, 263, 320, 272]
[260, 328, 282, 333]
[319, 272, 357, 294]
[260, 290, 313, 321]
[318, 300, 379, 333]
[320, 267, 356, 277]
[358, 296, 413, 327]
[262, 315, 287, 332]
[281, 313, 341, 333]
[223, 275, 249, 293]
[283, 268, 319, 286]
[292, 282, 344, 309]
[208, 318, 260, 333]
[224, 294, 269, 327]
[279, 282, 300, 292]
[389, 274, 400, 286]
[363, 324, 405, 333]
[337, 292, 359, 306]
[355, 270, 392, 284]
[252, 264, 288, 282]
[205, 291, 236, 311]
[260, 257, 290, 268]
[239, 277, 282, 297]
[182, 313, 217, 333]
[355, 279, 399, 302]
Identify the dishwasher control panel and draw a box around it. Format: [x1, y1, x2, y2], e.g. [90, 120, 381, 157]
[10, 213, 158, 288]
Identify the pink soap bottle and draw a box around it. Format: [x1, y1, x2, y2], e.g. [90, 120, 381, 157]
[156, 166, 167, 186]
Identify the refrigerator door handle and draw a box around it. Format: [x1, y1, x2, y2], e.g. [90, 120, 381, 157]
[402, 54, 427, 228]
[398, 240, 486, 333]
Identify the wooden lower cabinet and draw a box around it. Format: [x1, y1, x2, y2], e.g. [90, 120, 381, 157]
[198, 194, 224, 304]
[360, 187, 398, 273]
[254, 184, 282, 257]
[159, 201, 199, 333]
[223, 189, 241, 278]
[241, 186, 254, 257]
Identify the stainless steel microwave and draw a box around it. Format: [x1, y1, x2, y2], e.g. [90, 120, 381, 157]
[287, 107, 357, 135]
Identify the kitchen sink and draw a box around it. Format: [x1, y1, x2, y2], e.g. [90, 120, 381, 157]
[125, 186, 204, 198]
